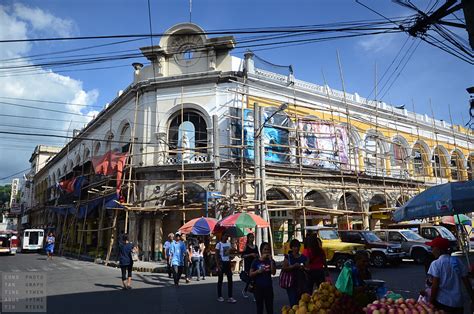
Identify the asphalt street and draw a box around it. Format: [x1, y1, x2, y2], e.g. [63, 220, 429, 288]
[0, 253, 426, 314]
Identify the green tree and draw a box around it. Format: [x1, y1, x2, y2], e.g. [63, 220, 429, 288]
[0, 185, 12, 208]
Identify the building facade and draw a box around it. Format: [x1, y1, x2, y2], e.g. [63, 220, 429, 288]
[26, 23, 473, 258]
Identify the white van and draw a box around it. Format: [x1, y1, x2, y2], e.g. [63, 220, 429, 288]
[22, 229, 44, 251]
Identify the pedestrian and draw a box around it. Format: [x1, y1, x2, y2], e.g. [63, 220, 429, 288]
[169, 233, 186, 287]
[188, 237, 201, 281]
[181, 233, 191, 283]
[163, 233, 174, 279]
[302, 234, 328, 293]
[118, 233, 135, 290]
[427, 237, 474, 314]
[282, 239, 307, 306]
[198, 237, 206, 280]
[250, 242, 276, 314]
[241, 233, 259, 298]
[45, 232, 55, 260]
[215, 232, 237, 303]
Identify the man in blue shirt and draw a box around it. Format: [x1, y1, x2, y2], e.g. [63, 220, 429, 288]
[163, 233, 174, 278]
[169, 233, 186, 286]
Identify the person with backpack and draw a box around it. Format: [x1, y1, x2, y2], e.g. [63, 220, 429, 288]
[241, 233, 259, 298]
[169, 233, 186, 287]
[188, 237, 202, 281]
[250, 242, 276, 314]
[118, 234, 136, 290]
[215, 233, 237, 303]
[281, 239, 307, 306]
[427, 237, 474, 314]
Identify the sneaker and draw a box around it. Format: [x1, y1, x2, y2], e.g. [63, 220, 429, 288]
[186, 278, 190, 284]
[126, 286, 132, 290]
[242, 289, 248, 298]
[227, 297, 237, 304]
[217, 297, 225, 302]
[202, 277, 205, 280]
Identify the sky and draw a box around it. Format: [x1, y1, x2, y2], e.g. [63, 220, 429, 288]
[0, 0, 472, 184]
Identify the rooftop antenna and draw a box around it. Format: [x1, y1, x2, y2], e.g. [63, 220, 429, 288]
[189, 0, 192, 23]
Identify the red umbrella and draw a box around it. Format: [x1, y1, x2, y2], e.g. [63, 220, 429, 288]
[217, 212, 270, 228]
[179, 217, 218, 235]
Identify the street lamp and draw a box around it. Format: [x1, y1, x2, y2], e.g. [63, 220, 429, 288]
[254, 102, 289, 138]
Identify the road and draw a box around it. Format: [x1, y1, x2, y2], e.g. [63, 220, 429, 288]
[0, 253, 426, 314]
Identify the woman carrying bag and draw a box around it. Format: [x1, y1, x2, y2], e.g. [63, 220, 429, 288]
[281, 239, 307, 307]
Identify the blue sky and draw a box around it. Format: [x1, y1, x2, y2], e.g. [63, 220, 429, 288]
[0, 0, 471, 183]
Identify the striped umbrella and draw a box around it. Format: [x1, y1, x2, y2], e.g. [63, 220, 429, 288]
[179, 217, 218, 235]
[217, 212, 270, 229]
[442, 214, 472, 226]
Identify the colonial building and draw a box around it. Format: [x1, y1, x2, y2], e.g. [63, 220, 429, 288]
[26, 23, 472, 259]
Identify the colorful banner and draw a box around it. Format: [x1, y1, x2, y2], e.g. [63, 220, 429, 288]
[243, 109, 291, 163]
[298, 121, 349, 170]
[91, 150, 128, 194]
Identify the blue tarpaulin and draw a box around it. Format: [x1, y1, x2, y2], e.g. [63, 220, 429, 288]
[393, 181, 474, 222]
[49, 194, 120, 218]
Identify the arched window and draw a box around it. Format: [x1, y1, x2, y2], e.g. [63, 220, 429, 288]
[168, 110, 208, 163]
[94, 142, 101, 156]
[390, 138, 409, 178]
[432, 146, 449, 178]
[364, 134, 385, 176]
[469, 155, 474, 180]
[119, 123, 131, 153]
[84, 148, 90, 161]
[75, 154, 81, 167]
[105, 132, 114, 153]
[412, 142, 430, 177]
[450, 151, 464, 181]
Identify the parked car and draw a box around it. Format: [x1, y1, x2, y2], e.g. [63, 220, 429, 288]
[0, 230, 19, 255]
[304, 226, 366, 269]
[387, 223, 458, 250]
[338, 230, 404, 267]
[374, 229, 432, 264]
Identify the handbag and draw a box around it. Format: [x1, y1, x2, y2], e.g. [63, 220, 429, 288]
[335, 263, 353, 295]
[279, 254, 295, 289]
[279, 270, 294, 289]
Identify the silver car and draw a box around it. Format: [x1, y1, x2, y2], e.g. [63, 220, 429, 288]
[374, 229, 432, 264]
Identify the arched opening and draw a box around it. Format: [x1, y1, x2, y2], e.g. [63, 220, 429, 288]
[432, 146, 449, 179]
[369, 194, 389, 229]
[304, 190, 332, 227]
[412, 142, 430, 177]
[168, 110, 208, 163]
[364, 134, 386, 176]
[390, 137, 409, 178]
[266, 188, 292, 253]
[84, 148, 90, 161]
[337, 192, 362, 230]
[450, 150, 465, 181]
[75, 154, 81, 167]
[119, 123, 132, 153]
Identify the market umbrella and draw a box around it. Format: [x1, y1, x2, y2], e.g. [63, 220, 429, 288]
[178, 217, 217, 235]
[213, 225, 253, 237]
[217, 212, 270, 228]
[393, 181, 474, 222]
[442, 214, 472, 226]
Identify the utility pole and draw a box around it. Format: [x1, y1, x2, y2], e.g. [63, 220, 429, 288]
[253, 103, 261, 247]
[213, 115, 221, 219]
[259, 106, 268, 242]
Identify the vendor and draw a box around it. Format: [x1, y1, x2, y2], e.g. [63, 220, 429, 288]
[427, 237, 474, 314]
[351, 251, 375, 307]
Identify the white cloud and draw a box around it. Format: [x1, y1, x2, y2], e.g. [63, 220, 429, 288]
[0, 4, 98, 183]
[358, 33, 396, 53]
[13, 3, 76, 37]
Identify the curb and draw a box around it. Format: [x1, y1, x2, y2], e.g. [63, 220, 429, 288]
[97, 259, 168, 273]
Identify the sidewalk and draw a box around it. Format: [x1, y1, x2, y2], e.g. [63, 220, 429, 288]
[99, 254, 285, 273]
